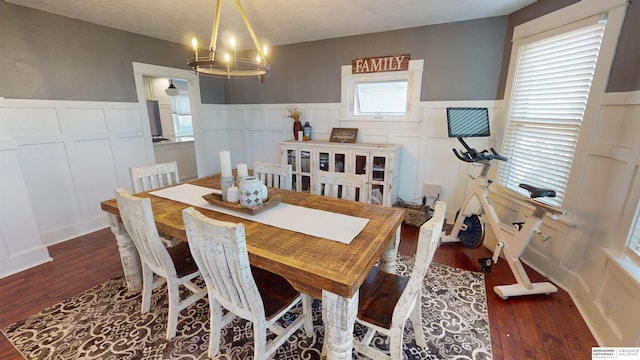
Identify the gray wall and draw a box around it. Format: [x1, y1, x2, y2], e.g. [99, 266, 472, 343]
[496, 0, 640, 98]
[0, 2, 203, 102]
[607, 0, 640, 93]
[217, 17, 508, 104]
[1, 2, 507, 104]
[2, 0, 638, 104]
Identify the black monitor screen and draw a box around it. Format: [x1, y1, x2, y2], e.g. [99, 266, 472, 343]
[146, 100, 163, 138]
[446, 107, 490, 138]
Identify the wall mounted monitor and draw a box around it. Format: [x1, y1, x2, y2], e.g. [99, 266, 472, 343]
[446, 107, 490, 138]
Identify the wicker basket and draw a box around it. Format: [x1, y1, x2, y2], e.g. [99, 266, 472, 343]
[393, 199, 433, 227]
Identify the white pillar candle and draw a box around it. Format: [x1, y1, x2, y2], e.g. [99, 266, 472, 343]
[237, 163, 248, 178]
[297, 131, 304, 141]
[226, 185, 239, 203]
[219, 151, 232, 177]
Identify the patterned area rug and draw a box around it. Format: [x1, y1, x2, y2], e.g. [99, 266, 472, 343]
[3, 257, 491, 359]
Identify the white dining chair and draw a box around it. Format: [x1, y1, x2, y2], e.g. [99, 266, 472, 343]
[130, 161, 180, 193]
[353, 201, 446, 359]
[182, 207, 313, 360]
[253, 162, 293, 190]
[114, 188, 207, 340]
[130, 161, 181, 247]
[313, 170, 368, 203]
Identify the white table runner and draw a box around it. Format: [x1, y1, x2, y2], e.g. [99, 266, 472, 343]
[149, 184, 369, 244]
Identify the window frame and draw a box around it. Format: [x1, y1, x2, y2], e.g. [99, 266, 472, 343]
[498, 17, 607, 207]
[617, 168, 640, 267]
[627, 201, 640, 265]
[499, 0, 627, 209]
[340, 59, 423, 122]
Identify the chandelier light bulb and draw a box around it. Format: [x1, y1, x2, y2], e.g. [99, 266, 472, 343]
[191, 38, 198, 51]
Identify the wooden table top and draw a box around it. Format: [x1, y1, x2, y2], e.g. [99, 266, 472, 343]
[101, 176, 405, 299]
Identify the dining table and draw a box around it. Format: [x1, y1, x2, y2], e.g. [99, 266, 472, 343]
[100, 174, 405, 359]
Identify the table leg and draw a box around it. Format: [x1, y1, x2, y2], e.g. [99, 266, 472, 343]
[377, 226, 400, 274]
[322, 290, 358, 359]
[107, 213, 142, 293]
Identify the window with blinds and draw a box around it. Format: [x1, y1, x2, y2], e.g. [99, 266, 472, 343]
[627, 202, 640, 263]
[171, 94, 193, 137]
[498, 21, 606, 207]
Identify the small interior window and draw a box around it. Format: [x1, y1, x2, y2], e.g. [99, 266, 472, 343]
[355, 80, 408, 115]
[341, 59, 422, 121]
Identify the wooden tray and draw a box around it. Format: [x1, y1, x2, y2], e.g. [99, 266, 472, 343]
[202, 192, 282, 215]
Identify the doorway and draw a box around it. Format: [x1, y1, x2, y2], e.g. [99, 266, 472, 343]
[132, 62, 206, 179]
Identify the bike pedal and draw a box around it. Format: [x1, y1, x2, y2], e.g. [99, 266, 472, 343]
[479, 257, 494, 273]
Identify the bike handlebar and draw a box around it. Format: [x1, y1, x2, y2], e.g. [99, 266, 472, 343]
[452, 146, 508, 163]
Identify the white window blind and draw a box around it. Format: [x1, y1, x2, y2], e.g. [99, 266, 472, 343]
[171, 94, 192, 116]
[627, 202, 640, 262]
[498, 22, 606, 207]
[171, 94, 193, 136]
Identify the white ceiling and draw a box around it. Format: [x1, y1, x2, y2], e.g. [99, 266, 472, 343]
[8, 0, 535, 51]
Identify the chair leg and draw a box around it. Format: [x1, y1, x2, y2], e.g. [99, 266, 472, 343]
[410, 299, 427, 349]
[165, 280, 180, 340]
[253, 322, 269, 360]
[302, 294, 314, 337]
[208, 299, 223, 359]
[140, 265, 153, 314]
[390, 323, 406, 360]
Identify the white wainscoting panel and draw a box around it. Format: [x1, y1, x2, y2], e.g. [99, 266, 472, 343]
[197, 106, 226, 176]
[568, 91, 640, 346]
[0, 139, 52, 278]
[18, 141, 84, 237]
[206, 101, 501, 217]
[0, 99, 152, 279]
[1, 99, 500, 278]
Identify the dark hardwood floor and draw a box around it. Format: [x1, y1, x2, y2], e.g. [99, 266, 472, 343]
[1, 224, 597, 359]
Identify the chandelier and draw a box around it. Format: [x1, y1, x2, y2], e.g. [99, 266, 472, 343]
[187, 0, 270, 82]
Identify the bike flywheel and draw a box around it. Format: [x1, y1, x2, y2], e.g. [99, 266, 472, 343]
[458, 214, 485, 248]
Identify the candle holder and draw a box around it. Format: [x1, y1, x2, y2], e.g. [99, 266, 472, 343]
[239, 176, 263, 208]
[220, 176, 234, 202]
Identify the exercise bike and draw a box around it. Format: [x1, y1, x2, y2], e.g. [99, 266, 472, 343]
[441, 136, 567, 299]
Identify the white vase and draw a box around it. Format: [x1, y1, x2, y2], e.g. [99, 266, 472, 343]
[239, 176, 262, 208]
[261, 183, 268, 201]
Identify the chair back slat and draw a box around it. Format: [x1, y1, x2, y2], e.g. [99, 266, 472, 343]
[183, 208, 264, 320]
[395, 201, 446, 315]
[115, 188, 206, 341]
[314, 171, 368, 203]
[253, 162, 292, 190]
[115, 189, 177, 277]
[183, 207, 313, 359]
[130, 161, 180, 193]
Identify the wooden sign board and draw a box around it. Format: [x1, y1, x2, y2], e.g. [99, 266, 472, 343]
[330, 128, 358, 143]
[352, 54, 410, 74]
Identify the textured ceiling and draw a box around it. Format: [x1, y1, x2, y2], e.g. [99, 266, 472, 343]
[7, 0, 535, 51]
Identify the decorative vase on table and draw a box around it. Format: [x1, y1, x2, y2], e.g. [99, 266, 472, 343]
[239, 176, 263, 208]
[293, 120, 303, 140]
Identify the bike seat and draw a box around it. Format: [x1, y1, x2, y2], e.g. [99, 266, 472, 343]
[519, 184, 556, 199]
